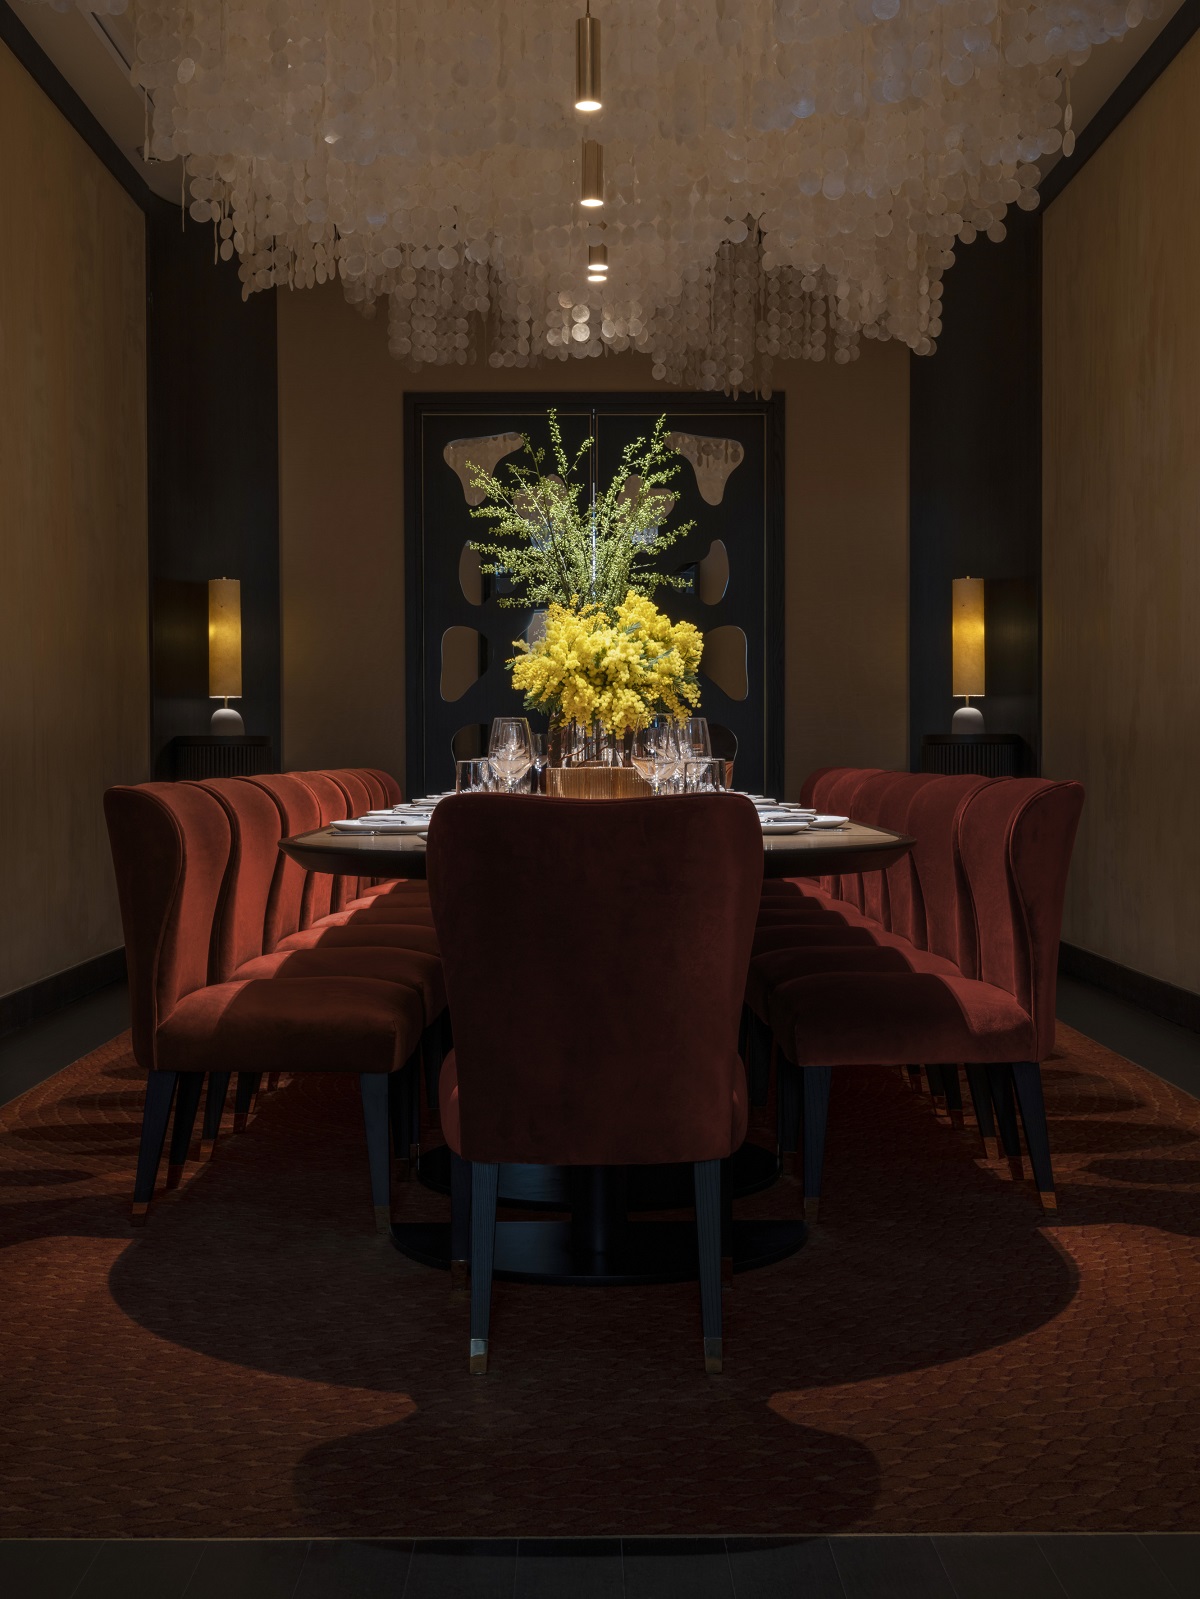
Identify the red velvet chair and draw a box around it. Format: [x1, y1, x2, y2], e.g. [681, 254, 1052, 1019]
[426, 793, 763, 1375]
[104, 782, 424, 1229]
[190, 776, 446, 1168]
[771, 778, 1084, 1216]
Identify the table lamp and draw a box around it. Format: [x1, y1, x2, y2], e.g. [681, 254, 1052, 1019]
[951, 576, 985, 733]
[208, 577, 245, 734]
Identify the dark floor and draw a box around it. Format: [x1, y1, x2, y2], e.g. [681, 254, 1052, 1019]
[2, 978, 1197, 1594]
[1, 1534, 1198, 1599]
[0, 981, 130, 1108]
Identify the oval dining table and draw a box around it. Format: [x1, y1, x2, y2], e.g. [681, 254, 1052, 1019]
[280, 811, 914, 1286]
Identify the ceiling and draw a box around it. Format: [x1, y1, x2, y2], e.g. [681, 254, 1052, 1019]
[10, 0, 1188, 214]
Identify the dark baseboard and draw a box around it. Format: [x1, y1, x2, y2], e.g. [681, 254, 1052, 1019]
[1059, 943, 1200, 1034]
[0, 949, 127, 1039]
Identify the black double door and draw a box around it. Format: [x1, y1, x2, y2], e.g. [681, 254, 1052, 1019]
[405, 393, 783, 798]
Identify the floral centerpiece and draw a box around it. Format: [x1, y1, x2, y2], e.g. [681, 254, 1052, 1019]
[467, 411, 703, 740]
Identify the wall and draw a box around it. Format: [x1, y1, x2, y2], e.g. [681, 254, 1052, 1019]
[1043, 29, 1200, 994]
[147, 213, 279, 775]
[0, 38, 148, 999]
[909, 212, 1042, 771]
[277, 284, 910, 796]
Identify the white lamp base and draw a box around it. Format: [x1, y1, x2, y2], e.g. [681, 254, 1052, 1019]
[951, 703, 985, 734]
[210, 704, 245, 735]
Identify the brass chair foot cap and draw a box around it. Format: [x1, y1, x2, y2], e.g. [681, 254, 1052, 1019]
[130, 1202, 149, 1224]
[704, 1338, 723, 1375]
[1039, 1191, 1058, 1212]
[469, 1339, 488, 1375]
[374, 1206, 392, 1235]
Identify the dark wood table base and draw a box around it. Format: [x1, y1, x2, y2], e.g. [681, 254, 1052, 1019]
[414, 1140, 782, 1210]
[392, 1150, 806, 1285]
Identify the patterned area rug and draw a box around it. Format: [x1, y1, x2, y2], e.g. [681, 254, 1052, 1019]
[1, 1024, 1198, 1538]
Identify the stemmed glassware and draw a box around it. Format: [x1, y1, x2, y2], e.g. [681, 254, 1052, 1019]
[681, 717, 712, 760]
[488, 717, 533, 793]
[530, 732, 550, 794]
[632, 718, 679, 796]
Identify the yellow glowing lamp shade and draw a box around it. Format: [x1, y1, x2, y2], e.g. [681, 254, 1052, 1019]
[951, 577, 985, 699]
[208, 578, 243, 699]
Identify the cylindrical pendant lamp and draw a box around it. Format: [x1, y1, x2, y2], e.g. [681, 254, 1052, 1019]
[588, 243, 609, 273]
[208, 577, 246, 734]
[575, 11, 602, 111]
[580, 139, 605, 207]
[951, 576, 985, 732]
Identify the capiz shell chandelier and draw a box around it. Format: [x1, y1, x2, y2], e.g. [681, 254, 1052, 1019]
[70, 0, 1152, 391]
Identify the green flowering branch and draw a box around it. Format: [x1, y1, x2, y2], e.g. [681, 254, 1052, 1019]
[466, 410, 695, 611]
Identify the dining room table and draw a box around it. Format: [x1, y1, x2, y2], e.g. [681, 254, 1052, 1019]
[280, 801, 914, 1285]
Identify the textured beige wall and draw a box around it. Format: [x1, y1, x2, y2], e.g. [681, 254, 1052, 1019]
[1043, 32, 1200, 993]
[277, 283, 909, 793]
[0, 42, 149, 998]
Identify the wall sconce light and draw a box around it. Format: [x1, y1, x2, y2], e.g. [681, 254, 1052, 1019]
[951, 576, 985, 733]
[208, 577, 245, 734]
[575, 6, 602, 112]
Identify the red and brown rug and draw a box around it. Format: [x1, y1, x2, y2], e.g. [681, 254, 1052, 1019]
[0, 1024, 1197, 1538]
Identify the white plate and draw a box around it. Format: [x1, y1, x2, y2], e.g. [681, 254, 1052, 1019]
[760, 819, 811, 834]
[332, 817, 428, 833]
[807, 814, 850, 829]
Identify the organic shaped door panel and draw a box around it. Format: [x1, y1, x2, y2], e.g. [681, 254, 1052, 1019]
[444, 432, 523, 505]
[440, 626, 487, 702]
[459, 542, 484, 605]
[703, 625, 749, 701]
[696, 538, 730, 604]
[667, 432, 744, 505]
[617, 473, 677, 545]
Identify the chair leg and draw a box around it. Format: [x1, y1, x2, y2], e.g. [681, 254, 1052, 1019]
[694, 1158, 723, 1374]
[199, 1071, 231, 1160]
[469, 1161, 500, 1373]
[1011, 1061, 1057, 1211]
[940, 1064, 965, 1128]
[925, 1065, 950, 1121]
[421, 1023, 443, 1115]
[360, 1072, 393, 1233]
[265, 1071, 281, 1093]
[131, 1072, 177, 1222]
[408, 1051, 421, 1163]
[987, 1064, 1026, 1179]
[165, 1072, 205, 1188]
[232, 1071, 261, 1133]
[964, 1064, 999, 1158]
[777, 1054, 800, 1176]
[720, 1156, 734, 1290]
[802, 1066, 832, 1223]
[389, 1056, 414, 1180]
[450, 1149, 472, 1293]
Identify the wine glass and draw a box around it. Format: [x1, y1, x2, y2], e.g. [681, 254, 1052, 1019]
[682, 717, 712, 760]
[488, 716, 533, 793]
[530, 732, 550, 794]
[632, 719, 675, 796]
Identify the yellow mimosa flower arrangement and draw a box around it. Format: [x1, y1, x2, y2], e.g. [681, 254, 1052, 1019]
[511, 592, 703, 736]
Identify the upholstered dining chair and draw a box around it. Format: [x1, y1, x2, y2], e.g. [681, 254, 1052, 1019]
[105, 781, 424, 1228]
[426, 792, 764, 1375]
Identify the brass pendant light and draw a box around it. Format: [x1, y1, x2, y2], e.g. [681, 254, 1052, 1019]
[575, 4, 601, 112]
[580, 138, 604, 207]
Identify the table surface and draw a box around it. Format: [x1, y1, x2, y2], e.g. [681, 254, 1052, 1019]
[281, 815, 914, 880]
